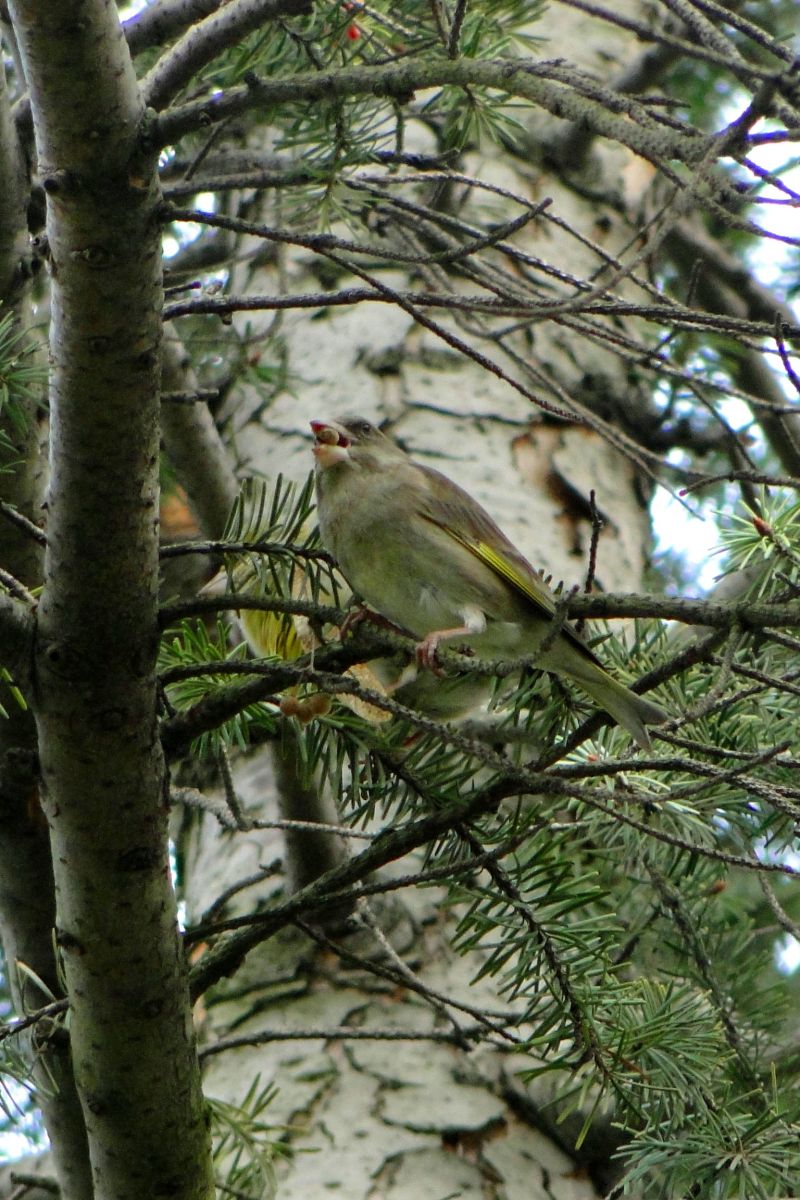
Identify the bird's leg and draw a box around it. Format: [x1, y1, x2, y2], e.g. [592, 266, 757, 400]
[340, 604, 413, 642]
[338, 602, 372, 640]
[416, 605, 486, 673]
[416, 628, 472, 673]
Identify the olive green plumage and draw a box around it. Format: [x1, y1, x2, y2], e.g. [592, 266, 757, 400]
[312, 416, 666, 748]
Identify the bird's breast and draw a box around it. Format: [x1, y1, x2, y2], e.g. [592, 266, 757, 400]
[316, 466, 531, 643]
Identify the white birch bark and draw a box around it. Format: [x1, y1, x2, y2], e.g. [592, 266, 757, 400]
[179, 6, 657, 1196]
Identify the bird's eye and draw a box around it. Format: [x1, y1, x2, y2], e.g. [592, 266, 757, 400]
[354, 421, 372, 437]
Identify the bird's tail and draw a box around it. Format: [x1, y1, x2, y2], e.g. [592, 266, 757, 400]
[560, 657, 667, 750]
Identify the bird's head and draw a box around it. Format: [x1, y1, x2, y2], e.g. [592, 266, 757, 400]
[310, 416, 403, 471]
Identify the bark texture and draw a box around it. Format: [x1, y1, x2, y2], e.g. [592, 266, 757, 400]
[7, 2, 214, 1195]
[176, 6, 660, 1195]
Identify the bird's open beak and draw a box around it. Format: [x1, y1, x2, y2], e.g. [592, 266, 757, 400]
[310, 420, 351, 467]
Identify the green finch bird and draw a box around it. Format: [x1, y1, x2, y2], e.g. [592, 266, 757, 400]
[311, 416, 667, 748]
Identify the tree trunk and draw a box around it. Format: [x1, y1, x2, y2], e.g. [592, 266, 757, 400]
[177, 7, 658, 1193]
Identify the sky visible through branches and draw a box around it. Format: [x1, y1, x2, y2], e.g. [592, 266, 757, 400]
[653, 110, 800, 615]
[3, 0, 800, 1192]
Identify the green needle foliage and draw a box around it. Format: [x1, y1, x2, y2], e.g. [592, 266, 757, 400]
[208, 1077, 286, 1199]
[0, 312, 45, 463]
[2, 0, 800, 1195]
[159, 469, 800, 1197]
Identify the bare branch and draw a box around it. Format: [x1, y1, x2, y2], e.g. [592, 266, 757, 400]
[124, 0, 223, 57]
[141, 0, 313, 111]
[153, 57, 716, 167]
[161, 335, 238, 539]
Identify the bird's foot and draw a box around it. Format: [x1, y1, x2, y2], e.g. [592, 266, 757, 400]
[416, 624, 476, 675]
[339, 603, 371, 640]
[416, 633, 445, 675]
[341, 605, 411, 642]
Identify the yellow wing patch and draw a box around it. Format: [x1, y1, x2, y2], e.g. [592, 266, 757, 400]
[443, 526, 557, 619]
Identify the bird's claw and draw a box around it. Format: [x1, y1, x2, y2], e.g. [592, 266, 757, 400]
[416, 634, 445, 676]
[340, 605, 410, 641]
[339, 604, 370, 640]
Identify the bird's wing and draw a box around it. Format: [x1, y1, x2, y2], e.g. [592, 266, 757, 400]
[414, 464, 600, 659]
[413, 465, 557, 615]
